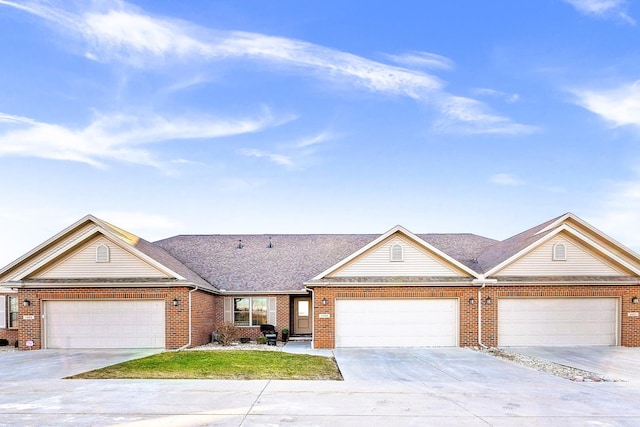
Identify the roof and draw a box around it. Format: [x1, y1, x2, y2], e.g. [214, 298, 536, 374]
[153, 233, 498, 292]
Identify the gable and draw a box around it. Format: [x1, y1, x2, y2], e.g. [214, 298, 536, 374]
[495, 233, 629, 277]
[328, 234, 470, 278]
[30, 235, 169, 279]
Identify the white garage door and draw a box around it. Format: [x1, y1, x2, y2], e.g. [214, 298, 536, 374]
[44, 300, 165, 349]
[335, 299, 458, 347]
[498, 298, 619, 346]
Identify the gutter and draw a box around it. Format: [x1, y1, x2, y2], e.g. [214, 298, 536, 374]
[176, 286, 199, 351]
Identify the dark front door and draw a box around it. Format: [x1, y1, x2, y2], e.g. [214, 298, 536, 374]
[293, 298, 312, 335]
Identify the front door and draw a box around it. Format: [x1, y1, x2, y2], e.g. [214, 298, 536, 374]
[294, 298, 312, 335]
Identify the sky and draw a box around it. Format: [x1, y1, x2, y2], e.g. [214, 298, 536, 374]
[1, 0, 640, 267]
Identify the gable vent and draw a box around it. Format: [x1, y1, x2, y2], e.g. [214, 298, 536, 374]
[390, 244, 404, 262]
[96, 244, 110, 263]
[552, 242, 567, 261]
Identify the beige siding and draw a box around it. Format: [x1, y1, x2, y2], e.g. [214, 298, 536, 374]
[331, 236, 465, 277]
[0, 223, 96, 282]
[34, 236, 168, 279]
[499, 235, 626, 276]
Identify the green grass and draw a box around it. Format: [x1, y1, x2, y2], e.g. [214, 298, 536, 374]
[69, 351, 343, 380]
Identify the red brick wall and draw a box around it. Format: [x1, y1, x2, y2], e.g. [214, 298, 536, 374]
[191, 290, 216, 346]
[213, 294, 291, 341]
[312, 284, 640, 349]
[15, 287, 215, 350]
[0, 328, 18, 347]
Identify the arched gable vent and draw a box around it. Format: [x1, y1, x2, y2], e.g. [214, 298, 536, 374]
[96, 244, 111, 263]
[390, 243, 404, 262]
[552, 242, 567, 261]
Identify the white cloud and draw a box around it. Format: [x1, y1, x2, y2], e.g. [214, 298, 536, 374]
[0, 110, 289, 168]
[564, 0, 635, 24]
[472, 88, 520, 104]
[239, 148, 295, 168]
[490, 173, 524, 186]
[588, 178, 640, 252]
[0, 0, 536, 136]
[384, 51, 455, 71]
[571, 80, 640, 128]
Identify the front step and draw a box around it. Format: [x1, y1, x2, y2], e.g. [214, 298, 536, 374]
[288, 335, 312, 342]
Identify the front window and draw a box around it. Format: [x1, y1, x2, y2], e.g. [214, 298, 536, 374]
[234, 297, 268, 326]
[8, 296, 18, 328]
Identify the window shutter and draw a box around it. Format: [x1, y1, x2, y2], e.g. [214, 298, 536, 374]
[268, 297, 277, 325]
[223, 297, 233, 323]
[0, 296, 5, 329]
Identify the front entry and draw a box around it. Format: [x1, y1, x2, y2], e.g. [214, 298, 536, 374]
[293, 297, 312, 335]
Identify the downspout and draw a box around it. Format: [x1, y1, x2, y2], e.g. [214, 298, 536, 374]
[477, 282, 487, 349]
[176, 286, 198, 351]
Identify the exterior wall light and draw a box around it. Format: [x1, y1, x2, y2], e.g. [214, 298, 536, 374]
[468, 297, 475, 305]
[23, 299, 31, 307]
[173, 298, 181, 306]
[321, 297, 327, 306]
[632, 296, 639, 304]
[484, 296, 492, 305]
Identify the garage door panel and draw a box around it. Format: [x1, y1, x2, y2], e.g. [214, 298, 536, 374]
[335, 299, 458, 348]
[45, 300, 165, 349]
[498, 298, 618, 347]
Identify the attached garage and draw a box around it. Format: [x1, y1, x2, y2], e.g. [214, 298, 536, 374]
[43, 300, 165, 349]
[335, 298, 458, 347]
[498, 298, 619, 347]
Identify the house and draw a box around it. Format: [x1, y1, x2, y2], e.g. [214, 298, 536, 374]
[1, 213, 639, 350]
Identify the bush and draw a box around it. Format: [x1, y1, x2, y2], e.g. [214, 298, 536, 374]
[257, 336, 267, 344]
[216, 322, 239, 346]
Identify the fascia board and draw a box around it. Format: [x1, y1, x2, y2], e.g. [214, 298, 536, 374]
[534, 212, 572, 236]
[0, 214, 97, 277]
[15, 226, 186, 281]
[486, 224, 640, 276]
[310, 225, 479, 280]
[485, 225, 569, 276]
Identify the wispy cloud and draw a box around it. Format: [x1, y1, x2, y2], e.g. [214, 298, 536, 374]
[571, 80, 640, 128]
[472, 88, 520, 104]
[564, 0, 635, 24]
[0, 0, 536, 136]
[239, 149, 294, 168]
[384, 51, 455, 71]
[490, 173, 524, 186]
[0, 110, 289, 168]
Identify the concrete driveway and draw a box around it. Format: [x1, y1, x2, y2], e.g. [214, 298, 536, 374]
[508, 346, 640, 382]
[1, 347, 640, 425]
[333, 347, 555, 382]
[0, 348, 161, 380]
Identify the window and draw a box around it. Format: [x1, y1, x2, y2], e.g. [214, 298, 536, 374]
[96, 244, 110, 263]
[390, 243, 404, 262]
[552, 242, 567, 261]
[8, 296, 18, 328]
[233, 297, 268, 326]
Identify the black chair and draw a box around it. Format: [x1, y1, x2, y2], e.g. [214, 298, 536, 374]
[260, 324, 278, 345]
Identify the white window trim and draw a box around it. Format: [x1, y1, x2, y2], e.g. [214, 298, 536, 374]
[390, 244, 404, 262]
[552, 242, 567, 261]
[224, 297, 276, 326]
[7, 296, 18, 329]
[0, 295, 5, 329]
[96, 244, 110, 263]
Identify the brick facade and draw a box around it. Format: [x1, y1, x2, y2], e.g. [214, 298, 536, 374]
[312, 284, 640, 349]
[15, 287, 216, 350]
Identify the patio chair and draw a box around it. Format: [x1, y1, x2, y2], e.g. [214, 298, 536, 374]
[260, 324, 278, 345]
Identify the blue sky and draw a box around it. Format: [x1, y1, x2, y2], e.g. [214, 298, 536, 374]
[1, 0, 640, 267]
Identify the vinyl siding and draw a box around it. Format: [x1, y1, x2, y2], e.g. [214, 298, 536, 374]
[331, 236, 465, 277]
[499, 236, 625, 276]
[34, 236, 168, 279]
[0, 223, 96, 282]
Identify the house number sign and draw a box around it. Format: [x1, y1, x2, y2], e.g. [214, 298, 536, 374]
[22, 315, 35, 320]
[318, 313, 331, 318]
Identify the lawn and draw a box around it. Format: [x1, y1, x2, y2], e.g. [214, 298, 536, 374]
[69, 350, 343, 380]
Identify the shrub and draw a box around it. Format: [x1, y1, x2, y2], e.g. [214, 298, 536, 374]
[257, 336, 267, 344]
[216, 322, 239, 346]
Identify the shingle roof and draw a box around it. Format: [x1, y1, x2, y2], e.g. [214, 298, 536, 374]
[153, 233, 498, 292]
